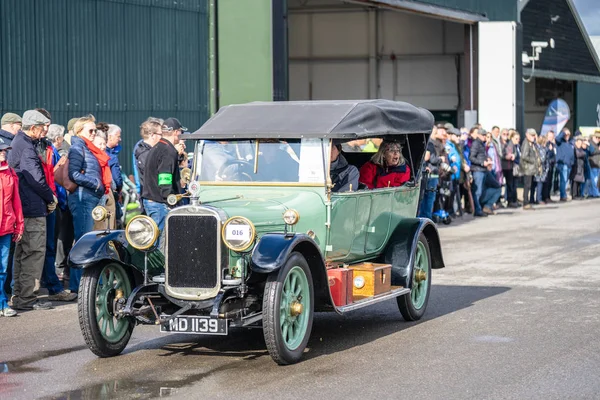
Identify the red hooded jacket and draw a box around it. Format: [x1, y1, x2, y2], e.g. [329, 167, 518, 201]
[0, 162, 25, 237]
[359, 161, 411, 189]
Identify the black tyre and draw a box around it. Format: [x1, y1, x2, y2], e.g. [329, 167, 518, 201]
[397, 234, 432, 321]
[78, 263, 134, 357]
[263, 252, 314, 365]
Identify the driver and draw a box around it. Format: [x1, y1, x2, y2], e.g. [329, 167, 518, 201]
[254, 140, 299, 182]
[330, 142, 359, 192]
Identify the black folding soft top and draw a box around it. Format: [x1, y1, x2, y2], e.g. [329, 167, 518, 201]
[186, 99, 434, 140]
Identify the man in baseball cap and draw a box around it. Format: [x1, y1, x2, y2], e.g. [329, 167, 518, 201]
[7, 110, 57, 311]
[162, 117, 187, 132]
[0, 113, 22, 147]
[163, 118, 188, 167]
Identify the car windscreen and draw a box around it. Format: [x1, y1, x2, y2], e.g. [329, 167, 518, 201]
[194, 139, 327, 184]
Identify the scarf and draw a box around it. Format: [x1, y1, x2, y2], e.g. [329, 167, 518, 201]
[82, 137, 112, 194]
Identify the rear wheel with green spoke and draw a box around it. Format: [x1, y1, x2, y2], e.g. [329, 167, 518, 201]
[78, 263, 134, 357]
[263, 252, 314, 365]
[397, 234, 432, 321]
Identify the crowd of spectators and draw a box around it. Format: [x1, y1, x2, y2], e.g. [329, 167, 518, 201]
[417, 123, 600, 220]
[0, 110, 187, 317]
[1, 107, 599, 319]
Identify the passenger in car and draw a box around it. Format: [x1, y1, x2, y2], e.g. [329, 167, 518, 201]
[359, 140, 411, 189]
[331, 142, 359, 192]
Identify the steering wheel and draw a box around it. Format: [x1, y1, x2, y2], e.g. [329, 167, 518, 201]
[216, 160, 254, 182]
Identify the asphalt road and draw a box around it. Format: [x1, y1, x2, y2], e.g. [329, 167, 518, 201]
[1, 199, 600, 400]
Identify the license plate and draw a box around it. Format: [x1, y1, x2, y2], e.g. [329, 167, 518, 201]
[160, 316, 228, 335]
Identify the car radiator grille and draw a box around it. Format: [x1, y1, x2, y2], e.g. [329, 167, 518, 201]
[166, 215, 219, 289]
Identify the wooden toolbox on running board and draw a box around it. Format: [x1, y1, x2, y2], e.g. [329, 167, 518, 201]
[348, 263, 392, 300]
[327, 268, 353, 306]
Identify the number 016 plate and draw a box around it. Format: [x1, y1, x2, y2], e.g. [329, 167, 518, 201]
[160, 316, 228, 335]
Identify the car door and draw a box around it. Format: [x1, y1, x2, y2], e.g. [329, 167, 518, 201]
[364, 187, 394, 254]
[327, 191, 371, 261]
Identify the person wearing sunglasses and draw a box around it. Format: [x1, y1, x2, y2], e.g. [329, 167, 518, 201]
[67, 115, 113, 294]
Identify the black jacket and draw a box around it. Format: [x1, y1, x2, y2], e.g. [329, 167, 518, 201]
[588, 141, 600, 169]
[8, 131, 55, 217]
[134, 140, 153, 193]
[501, 141, 515, 171]
[424, 139, 443, 174]
[469, 138, 487, 172]
[572, 147, 586, 183]
[142, 139, 181, 203]
[331, 154, 359, 192]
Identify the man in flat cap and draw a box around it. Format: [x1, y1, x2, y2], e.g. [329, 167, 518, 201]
[0, 112, 22, 148]
[8, 110, 58, 311]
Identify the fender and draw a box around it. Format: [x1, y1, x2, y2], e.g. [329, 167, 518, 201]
[68, 230, 165, 277]
[251, 233, 333, 311]
[380, 218, 445, 288]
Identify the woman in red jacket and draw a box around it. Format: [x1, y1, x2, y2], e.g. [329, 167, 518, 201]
[0, 143, 24, 317]
[359, 140, 411, 189]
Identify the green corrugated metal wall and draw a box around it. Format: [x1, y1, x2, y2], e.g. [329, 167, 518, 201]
[0, 0, 211, 175]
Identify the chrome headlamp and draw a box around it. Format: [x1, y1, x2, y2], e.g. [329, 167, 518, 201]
[222, 216, 256, 252]
[125, 215, 160, 250]
[91, 206, 108, 222]
[283, 209, 300, 225]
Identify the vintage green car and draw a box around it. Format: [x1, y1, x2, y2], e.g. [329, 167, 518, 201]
[72, 99, 445, 365]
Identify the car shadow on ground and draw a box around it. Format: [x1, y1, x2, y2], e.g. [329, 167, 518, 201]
[303, 284, 509, 360]
[32, 285, 510, 400]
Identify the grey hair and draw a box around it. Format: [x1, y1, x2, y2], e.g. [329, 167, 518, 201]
[95, 130, 107, 141]
[370, 141, 405, 167]
[46, 124, 65, 143]
[526, 128, 537, 135]
[107, 124, 121, 136]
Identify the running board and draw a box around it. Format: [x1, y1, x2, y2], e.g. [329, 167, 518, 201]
[337, 287, 410, 314]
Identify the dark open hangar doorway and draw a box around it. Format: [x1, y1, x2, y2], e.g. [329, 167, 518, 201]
[276, 0, 486, 128]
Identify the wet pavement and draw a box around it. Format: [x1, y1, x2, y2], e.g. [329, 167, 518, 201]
[1, 199, 600, 400]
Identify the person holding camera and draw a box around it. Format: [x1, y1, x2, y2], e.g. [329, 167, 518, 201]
[418, 125, 444, 219]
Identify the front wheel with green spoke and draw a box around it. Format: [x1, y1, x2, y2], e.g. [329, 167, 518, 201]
[397, 234, 432, 321]
[263, 252, 314, 365]
[78, 263, 134, 357]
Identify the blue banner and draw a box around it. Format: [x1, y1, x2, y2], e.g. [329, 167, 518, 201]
[540, 99, 570, 136]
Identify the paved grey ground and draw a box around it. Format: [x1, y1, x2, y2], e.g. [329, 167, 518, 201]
[1, 200, 599, 400]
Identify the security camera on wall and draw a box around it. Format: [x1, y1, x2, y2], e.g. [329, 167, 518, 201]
[531, 39, 555, 50]
[531, 41, 549, 48]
